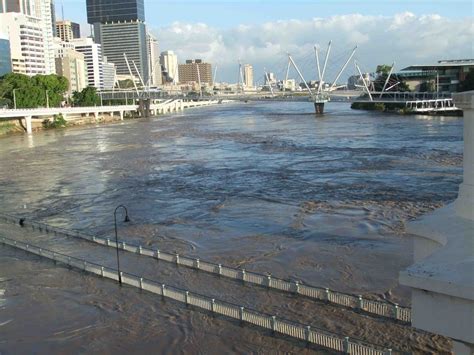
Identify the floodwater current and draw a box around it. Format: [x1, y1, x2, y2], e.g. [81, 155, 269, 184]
[0, 101, 463, 353]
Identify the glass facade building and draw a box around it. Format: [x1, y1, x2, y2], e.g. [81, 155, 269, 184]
[0, 37, 12, 76]
[86, 0, 145, 24]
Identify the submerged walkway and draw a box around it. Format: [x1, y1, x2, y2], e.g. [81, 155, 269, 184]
[0, 215, 434, 354]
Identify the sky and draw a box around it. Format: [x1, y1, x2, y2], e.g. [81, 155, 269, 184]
[60, 0, 474, 83]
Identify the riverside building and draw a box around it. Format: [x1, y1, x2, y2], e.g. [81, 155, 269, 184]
[86, 0, 149, 84]
[0, 32, 12, 76]
[0, 0, 56, 75]
[56, 20, 81, 42]
[178, 59, 213, 85]
[71, 37, 103, 89]
[160, 50, 179, 84]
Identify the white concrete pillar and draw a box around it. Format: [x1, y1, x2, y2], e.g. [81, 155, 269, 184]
[399, 91, 474, 355]
[25, 116, 32, 134]
[180, 100, 184, 111]
[94, 112, 99, 121]
[120, 111, 124, 120]
[453, 91, 474, 220]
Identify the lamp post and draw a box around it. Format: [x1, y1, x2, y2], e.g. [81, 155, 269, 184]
[46, 90, 50, 108]
[114, 205, 130, 284]
[13, 88, 17, 109]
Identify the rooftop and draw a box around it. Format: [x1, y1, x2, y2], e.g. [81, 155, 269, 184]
[402, 59, 474, 71]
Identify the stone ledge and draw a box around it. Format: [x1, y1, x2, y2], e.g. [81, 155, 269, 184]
[453, 90, 474, 111]
[400, 204, 474, 301]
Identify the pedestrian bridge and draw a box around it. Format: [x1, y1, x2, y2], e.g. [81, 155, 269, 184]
[0, 99, 220, 134]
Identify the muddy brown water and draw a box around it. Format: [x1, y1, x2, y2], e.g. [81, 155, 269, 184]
[0, 101, 462, 353]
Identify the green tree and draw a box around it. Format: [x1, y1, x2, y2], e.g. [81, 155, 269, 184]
[0, 73, 68, 108]
[459, 69, 474, 92]
[72, 86, 101, 107]
[373, 64, 410, 92]
[116, 79, 135, 89]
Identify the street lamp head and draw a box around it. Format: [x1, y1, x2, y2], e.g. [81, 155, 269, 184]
[124, 214, 130, 223]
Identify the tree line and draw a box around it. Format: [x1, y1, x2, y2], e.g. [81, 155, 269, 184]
[0, 73, 101, 109]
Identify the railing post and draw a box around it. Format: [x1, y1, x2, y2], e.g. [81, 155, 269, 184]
[294, 281, 300, 294]
[211, 299, 215, 314]
[101, 266, 104, 277]
[139, 277, 143, 290]
[305, 326, 311, 343]
[195, 258, 200, 269]
[218, 264, 222, 276]
[267, 274, 272, 288]
[325, 288, 330, 302]
[343, 337, 350, 353]
[39, 248, 42, 256]
[156, 249, 160, 260]
[239, 306, 244, 323]
[241, 269, 246, 283]
[393, 303, 400, 319]
[161, 284, 166, 299]
[107, 238, 110, 246]
[185, 291, 189, 305]
[271, 316, 276, 334]
[138, 246, 142, 255]
[83, 260, 87, 270]
[358, 295, 363, 309]
[385, 349, 392, 355]
[119, 271, 123, 282]
[122, 241, 126, 250]
[176, 254, 180, 265]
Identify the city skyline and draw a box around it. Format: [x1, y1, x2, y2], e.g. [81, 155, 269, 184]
[56, 0, 473, 83]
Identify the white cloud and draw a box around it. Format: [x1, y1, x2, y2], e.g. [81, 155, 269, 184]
[152, 13, 473, 84]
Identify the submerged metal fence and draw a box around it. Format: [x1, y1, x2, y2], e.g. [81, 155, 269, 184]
[0, 235, 393, 355]
[0, 213, 411, 323]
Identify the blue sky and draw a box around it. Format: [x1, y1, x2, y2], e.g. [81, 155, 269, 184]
[59, 0, 473, 83]
[60, 0, 472, 27]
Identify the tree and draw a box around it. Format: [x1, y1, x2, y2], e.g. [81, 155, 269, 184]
[72, 86, 101, 107]
[0, 73, 68, 108]
[373, 64, 410, 92]
[116, 79, 135, 89]
[459, 69, 474, 92]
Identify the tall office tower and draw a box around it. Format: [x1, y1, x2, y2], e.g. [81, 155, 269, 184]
[0, 0, 56, 74]
[54, 41, 87, 95]
[147, 32, 162, 86]
[160, 50, 179, 83]
[86, 0, 149, 84]
[243, 64, 254, 88]
[0, 32, 12, 76]
[102, 56, 116, 90]
[0, 12, 45, 75]
[178, 59, 213, 85]
[71, 37, 103, 89]
[56, 20, 81, 41]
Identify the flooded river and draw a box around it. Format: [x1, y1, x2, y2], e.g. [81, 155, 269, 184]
[0, 102, 463, 353]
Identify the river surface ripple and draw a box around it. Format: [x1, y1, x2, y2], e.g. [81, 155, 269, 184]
[0, 102, 462, 353]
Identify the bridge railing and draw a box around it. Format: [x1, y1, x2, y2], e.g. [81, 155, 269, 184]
[0, 235, 394, 355]
[0, 213, 411, 323]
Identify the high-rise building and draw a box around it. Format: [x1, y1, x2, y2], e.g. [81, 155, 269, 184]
[178, 59, 213, 85]
[147, 32, 161, 86]
[243, 64, 253, 88]
[0, 33, 12, 76]
[0, 0, 56, 74]
[86, 0, 145, 24]
[160, 50, 178, 83]
[71, 37, 103, 89]
[0, 12, 45, 76]
[102, 56, 116, 90]
[54, 43, 87, 95]
[95, 21, 148, 84]
[56, 20, 81, 41]
[86, 0, 149, 84]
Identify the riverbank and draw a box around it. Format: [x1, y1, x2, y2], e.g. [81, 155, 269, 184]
[0, 99, 225, 136]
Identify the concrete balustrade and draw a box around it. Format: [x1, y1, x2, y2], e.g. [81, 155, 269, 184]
[0, 99, 220, 134]
[399, 91, 474, 355]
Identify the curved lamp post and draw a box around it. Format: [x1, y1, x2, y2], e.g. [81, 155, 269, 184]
[114, 205, 130, 284]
